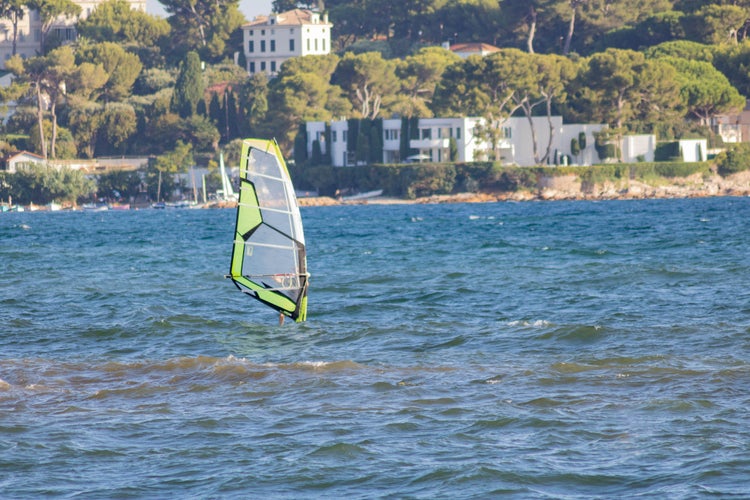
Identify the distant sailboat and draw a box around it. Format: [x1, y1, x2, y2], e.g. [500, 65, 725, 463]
[227, 139, 308, 323]
[218, 152, 237, 202]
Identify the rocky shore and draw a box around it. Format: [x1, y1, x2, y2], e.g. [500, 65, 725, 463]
[298, 170, 750, 206]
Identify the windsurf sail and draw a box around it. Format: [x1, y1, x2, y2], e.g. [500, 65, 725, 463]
[228, 139, 308, 322]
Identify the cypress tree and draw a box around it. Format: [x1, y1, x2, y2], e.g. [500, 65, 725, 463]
[400, 116, 409, 162]
[323, 123, 332, 165]
[347, 118, 359, 154]
[294, 123, 308, 166]
[369, 118, 383, 164]
[171, 51, 205, 118]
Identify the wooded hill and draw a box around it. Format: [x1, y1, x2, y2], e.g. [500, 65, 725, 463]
[1, 0, 750, 204]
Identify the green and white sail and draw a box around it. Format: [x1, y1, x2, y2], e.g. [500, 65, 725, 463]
[228, 139, 308, 322]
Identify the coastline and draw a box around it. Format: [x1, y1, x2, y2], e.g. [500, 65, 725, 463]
[5, 171, 749, 212]
[298, 170, 750, 207]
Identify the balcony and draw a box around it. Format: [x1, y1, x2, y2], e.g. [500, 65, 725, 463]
[409, 138, 451, 149]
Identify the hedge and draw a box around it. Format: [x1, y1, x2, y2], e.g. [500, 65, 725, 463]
[290, 159, 725, 199]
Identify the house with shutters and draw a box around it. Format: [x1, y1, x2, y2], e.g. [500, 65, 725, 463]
[0, 0, 146, 68]
[241, 9, 332, 77]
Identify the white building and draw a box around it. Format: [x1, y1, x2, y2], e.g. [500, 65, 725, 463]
[0, 0, 146, 68]
[306, 116, 607, 167]
[1, 151, 44, 173]
[242, 9, 332, 77]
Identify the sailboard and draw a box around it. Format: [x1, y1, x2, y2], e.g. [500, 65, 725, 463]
[228, 139, 308, 322]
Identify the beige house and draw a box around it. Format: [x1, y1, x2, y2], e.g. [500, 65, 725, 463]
[0, 0, 146, 68]
[713, 99, 750, 143]
[1, 151, 44, 173]
[241, 9, 332, 77]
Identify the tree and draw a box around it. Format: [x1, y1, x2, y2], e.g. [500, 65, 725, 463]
[645, 40, 715, 62]
[267, 54, 350, 151]
[0, 0, 26, 56]
[99, 103, 137, 154]
[161, 0, 244, 62]
[332, 51, 401, 119]
[503, 0, 555, 53]
[76, 41, 143, 102]
[6, 46, 77, 159]
[171, 51, 205, 118]
[8, 163, 94, 205]
[434, 50, 531, 161]
[660, 56, 745, 126]
[394, 46, 460, 118]
[238, 73, 269, 138]
[682, 4, 748, 45]
[76, 0, 170, 68]
[528, 53, 578, 163]
[714, 40, 750, 97]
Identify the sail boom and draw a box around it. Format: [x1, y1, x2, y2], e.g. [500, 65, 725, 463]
[237, 202, 295, 216]
[241, 241, 298, 251]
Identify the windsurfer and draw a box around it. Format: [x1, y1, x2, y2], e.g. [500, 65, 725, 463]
[279, 312, 285, 326]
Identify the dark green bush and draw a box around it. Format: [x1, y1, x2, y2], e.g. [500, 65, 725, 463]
[716, 143, 750, 176]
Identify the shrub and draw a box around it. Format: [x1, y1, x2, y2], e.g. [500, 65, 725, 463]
[716, 143, 750, 176]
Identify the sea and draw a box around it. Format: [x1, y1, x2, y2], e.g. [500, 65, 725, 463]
[1, 197, 750, 499]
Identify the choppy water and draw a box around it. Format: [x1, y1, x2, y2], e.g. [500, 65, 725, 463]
[2, 198, 750, 498]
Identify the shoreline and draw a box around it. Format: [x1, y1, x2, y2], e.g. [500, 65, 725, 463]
[5, 172, 750, 212]
[299, 171, 750, 207]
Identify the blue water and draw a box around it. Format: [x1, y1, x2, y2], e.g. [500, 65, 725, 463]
[2, 198, 750, 498]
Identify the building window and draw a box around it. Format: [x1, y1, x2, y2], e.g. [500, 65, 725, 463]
[289, 39, 295, 51]
[306, 39, 310, 51]
[332, 131, 337, 142]
[271, 40, 276, 52]
[343, 130, 348, 142]
[261, 29, 265, 35]
[271, 61, 276, 72]
[249, 41, 254, 52]
[421, 128, 432, 139]
[260, 40, 266, 52]
[314, 39, 318, 51]
[249, 30, 253, 35]
[249, 62, 255, 73]
[261, 61, 266, 71]
[322, 39, 326, 51]
[455, 127, 461, 139]
[290, 29, 294, 34]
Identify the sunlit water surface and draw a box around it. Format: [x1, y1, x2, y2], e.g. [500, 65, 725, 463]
[2, 198, 750, 498]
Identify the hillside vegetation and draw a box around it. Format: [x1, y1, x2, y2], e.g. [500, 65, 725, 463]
[2, 0, 750, 204]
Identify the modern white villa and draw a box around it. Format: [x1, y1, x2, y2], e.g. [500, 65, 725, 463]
[0, 0, 146, 67]
[242, 9, 332, 77]
[305, 116, 711, 167]
[306, 116, 609, 167]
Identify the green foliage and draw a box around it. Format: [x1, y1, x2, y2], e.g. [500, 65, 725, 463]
[311, 140, 322, 165]
[594, 131, 619, 161]
[570, 138, 580, 157]
[95, 169, 143, 200]
[332, 51, 400, 119]
[161, 0, 244, 63]
[171, 51, 205, 118]
[293, 124, 308, 166]
[76, 41, 143, 101]
[715, 143, 750, 176]
[6, 163, 95, 205]
[654, 141, 681, 161]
